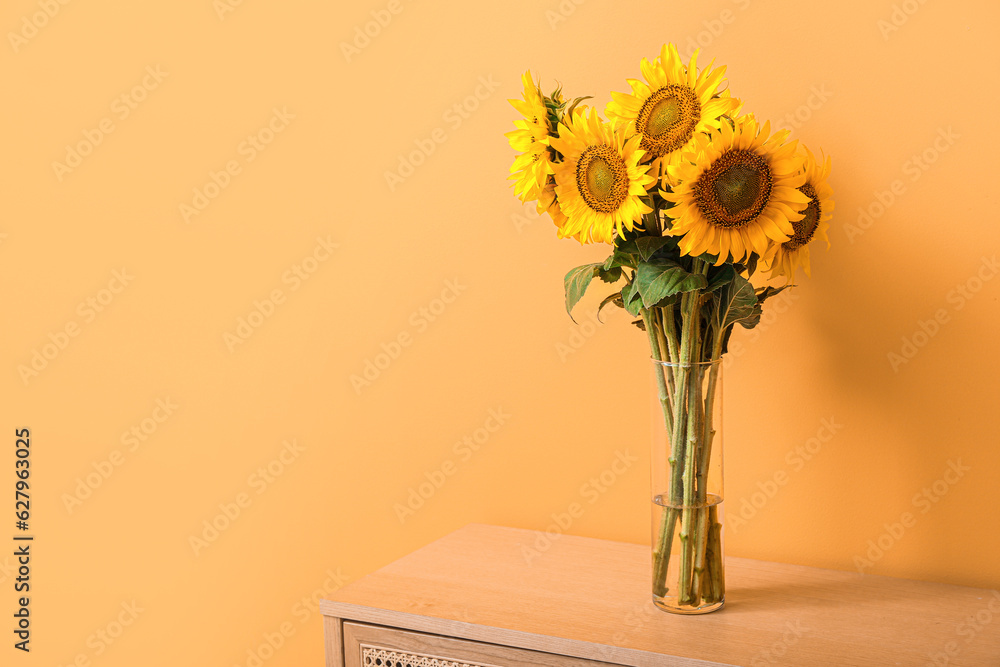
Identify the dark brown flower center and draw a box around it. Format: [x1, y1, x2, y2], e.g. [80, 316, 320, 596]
[783, 183, 820, 250]
[636, 84, 702, 159]
[693, 149, 773, 228]
[576, 145, 629, 212]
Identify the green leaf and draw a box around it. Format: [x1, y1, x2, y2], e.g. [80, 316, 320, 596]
[738, 306, 763, 329]
[733, 254, 759, 278]
[720, 324, 735, 354]
[714, 272, 758, 331]
[635, 257, 707, 309]
[597, 265, 623, 283]
[564, 263, 601, 322]
[705, 264, 736, 293]
[604, 248, 637, 271]
[566, 95, 592, 116]
[736, 284, 795, 330]
[612, 238, 638, 254]
[621, 280, 644, 317]
[614, 224, 644, 247]
[597, 292, 621, 322]
[756, 284, 794, 304]
[635, 236, 675, 261]
[692, 251, 720, 266]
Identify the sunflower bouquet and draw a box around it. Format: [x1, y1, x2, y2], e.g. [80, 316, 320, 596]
[506, 44, 833, 613]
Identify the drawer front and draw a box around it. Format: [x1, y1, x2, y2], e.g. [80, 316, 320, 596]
[343, 621, 622, 667]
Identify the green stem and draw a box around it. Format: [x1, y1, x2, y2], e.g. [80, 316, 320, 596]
[657, 305, 679, 404]
[691, 502, 710, 601]
[696, 331, 724, 504]
[677, 307, 703, 601]
[698, 331, 726, 605]
[675, 260, 707, 604]
[643, 307, 675, 478]
[661, 304, 679, 363]
[702, 505, 725, 604]
[643, 306, 675, 599]
[645, 306, 682, 598]
[644, 202, 662, 237]
[652, 506, 678, 598]
[653, 319, 675, 433]
[691, 304, 726, 605]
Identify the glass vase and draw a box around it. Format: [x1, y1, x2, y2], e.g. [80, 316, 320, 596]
[650, 358, 725, 614]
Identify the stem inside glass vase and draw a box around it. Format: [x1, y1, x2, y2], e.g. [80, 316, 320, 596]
[644, 276, 726, 614]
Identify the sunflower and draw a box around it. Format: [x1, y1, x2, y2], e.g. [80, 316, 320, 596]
[506, 71, 557, 204]
[661, 116, 810, 265]
[536, 181, 583, 242]
[762, 147, 834, 280]
[606, 44, 739, 174]
[549, 107, 655, 244]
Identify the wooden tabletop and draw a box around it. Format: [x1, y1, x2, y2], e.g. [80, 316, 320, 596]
[320, 524, 1000, 666]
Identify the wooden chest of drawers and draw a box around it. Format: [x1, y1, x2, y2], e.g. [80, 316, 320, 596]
[321, 524, 1000, 666]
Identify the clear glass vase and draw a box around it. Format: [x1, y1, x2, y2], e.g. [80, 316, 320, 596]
[650, 358, 725, 614]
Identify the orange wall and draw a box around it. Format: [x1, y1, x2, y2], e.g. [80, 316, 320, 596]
[2, 0, 998, 664]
